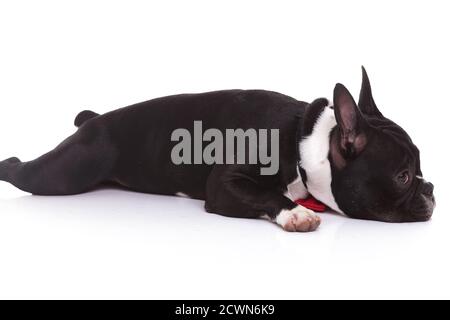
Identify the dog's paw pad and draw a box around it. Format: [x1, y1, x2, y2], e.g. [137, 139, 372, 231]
[275, 206, 321, 232]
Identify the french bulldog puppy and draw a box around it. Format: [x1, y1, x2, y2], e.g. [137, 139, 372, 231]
[0, 67, 435, 232]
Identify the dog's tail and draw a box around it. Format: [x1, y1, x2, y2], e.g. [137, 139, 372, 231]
[74, 110, 99, 127]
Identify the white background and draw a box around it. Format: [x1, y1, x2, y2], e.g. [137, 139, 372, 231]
[0, 0, 449, 299]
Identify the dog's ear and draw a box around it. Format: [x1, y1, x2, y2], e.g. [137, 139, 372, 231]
[358, 66, 383, 117]
[333, 83, 368, 158]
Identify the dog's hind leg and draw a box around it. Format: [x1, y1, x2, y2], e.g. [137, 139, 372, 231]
[0, 121, 117, 195]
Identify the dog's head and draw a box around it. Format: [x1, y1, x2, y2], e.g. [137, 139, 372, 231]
[326, 67, 435, 222]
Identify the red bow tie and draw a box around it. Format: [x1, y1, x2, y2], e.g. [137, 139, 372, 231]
[295, 196, 327, 212]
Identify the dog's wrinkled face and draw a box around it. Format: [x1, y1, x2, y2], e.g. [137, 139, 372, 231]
[329, 67, 435, 222]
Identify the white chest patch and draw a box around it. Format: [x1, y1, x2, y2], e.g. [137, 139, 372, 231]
[299, 106, 343, 214]
[284, 166, 308, 201]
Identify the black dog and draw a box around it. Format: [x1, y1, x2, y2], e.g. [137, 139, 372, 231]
[0, 67, 435, 232]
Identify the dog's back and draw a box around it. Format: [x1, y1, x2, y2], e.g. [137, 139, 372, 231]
[95, 89, 306, 198]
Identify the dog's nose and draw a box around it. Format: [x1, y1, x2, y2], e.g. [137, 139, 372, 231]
[422, 182, 434, 196]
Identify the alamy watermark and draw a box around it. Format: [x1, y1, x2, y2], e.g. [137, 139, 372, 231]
[171, 121, 279, 175]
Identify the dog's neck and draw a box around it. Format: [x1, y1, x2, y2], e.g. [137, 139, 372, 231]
[297, 99, 343, 214]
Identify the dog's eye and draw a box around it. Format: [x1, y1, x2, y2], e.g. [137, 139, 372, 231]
[397, 171, 410, 184]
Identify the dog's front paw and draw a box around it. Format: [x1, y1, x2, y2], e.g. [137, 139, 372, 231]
[275, 206, 321, 232]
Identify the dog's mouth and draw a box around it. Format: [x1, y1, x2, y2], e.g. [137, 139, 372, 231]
[405, 194, 436, 222]
[344, 193, 436, 223]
